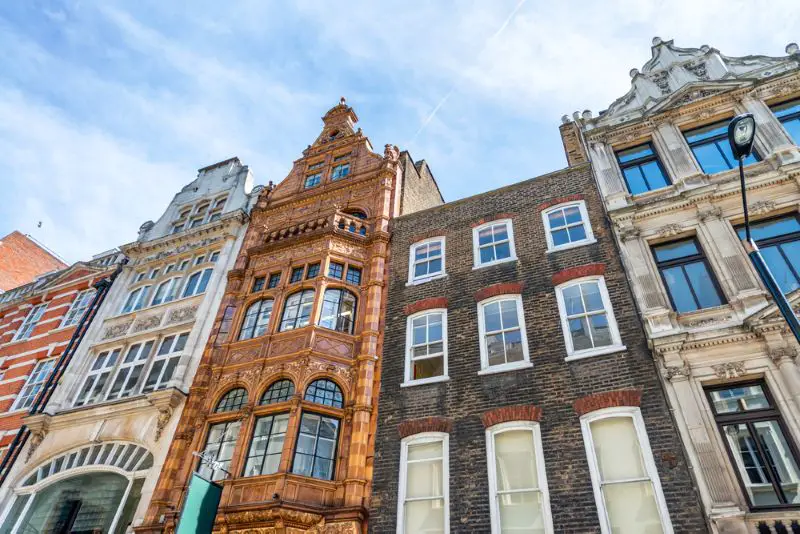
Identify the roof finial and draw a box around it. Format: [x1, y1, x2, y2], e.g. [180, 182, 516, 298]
[652, 36, 663, 46]
[787, 43, 799, 55]
[340, 96, 346, 105]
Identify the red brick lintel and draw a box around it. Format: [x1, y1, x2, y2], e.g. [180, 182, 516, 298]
[537, 194, 584, 213]
[481, 405, 542, 428]
[573, 389, 642, 417]
[551, 263, 606, 286]
[398, 416, 453, 438]
[474, 282, 524, 302]
[470, 213, 515, 228]
[403, 297, 448, 316]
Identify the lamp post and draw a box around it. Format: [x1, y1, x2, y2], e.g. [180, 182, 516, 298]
[729, 114, 800, 342]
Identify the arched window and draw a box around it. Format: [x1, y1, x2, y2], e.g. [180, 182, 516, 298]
[215, 388, 248, 412]
[239, 299, 274, 340]
[304, 379, 343, 408]
[344, 210, 367, 219]
[261, 379, 295, 405]
[319, 288, 357, 334]
[182, 268, 213, 298]
[279, 290, 315, 332]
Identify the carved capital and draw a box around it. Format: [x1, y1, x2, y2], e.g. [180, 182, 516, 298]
[749, 200, 776, 216]
[155, 406, 174, 441]
[662, 363, 691, 382]
[616, 224, 640, 241]
[697, 205, 722, 221]
[769, 347, 798, 366]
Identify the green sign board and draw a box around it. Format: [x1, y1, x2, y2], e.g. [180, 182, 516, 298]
[177, 473, 223, 534]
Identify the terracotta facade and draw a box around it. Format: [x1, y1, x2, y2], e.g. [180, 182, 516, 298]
[137, 100, 441, 533]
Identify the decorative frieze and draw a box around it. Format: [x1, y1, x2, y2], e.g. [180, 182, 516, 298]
[711, 361, 747, 379]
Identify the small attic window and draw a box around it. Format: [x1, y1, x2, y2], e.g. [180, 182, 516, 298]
[329, 130, 339, 140]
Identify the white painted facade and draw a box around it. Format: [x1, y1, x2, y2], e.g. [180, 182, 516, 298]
[566, 39, 800, 533]
[0, 158, 259, 533]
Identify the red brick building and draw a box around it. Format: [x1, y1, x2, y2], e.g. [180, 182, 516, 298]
[0, 251, 121, 458]
[0, 232, 67, 292]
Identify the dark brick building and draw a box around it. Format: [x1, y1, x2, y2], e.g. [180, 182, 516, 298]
[370, 163, 708, 533]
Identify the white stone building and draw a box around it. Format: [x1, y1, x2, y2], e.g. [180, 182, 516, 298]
[0, 157, 258, 533]
[560, 39, 800, 533]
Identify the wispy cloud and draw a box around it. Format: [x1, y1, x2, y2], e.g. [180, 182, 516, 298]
[0, 0, 796, 264]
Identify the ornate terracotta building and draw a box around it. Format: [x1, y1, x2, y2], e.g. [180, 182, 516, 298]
[137, 99, 442, 533]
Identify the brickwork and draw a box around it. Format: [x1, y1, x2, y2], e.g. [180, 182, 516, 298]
[0, 231, 67, 291]
[397, 416, 453, 438]
[573, 388, 642, 416]
[370, 163, 707, 532]
[403, 297, 448, 316]
[551, 262, 606, 285]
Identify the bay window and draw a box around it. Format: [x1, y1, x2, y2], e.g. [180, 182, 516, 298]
[318, 288, 357, 334]
[243, 413, 289, 477]
[239, 299, 274, 340]
[198, 420, 241, 481]
[291, 412, 340, 480]
[279, 289, 315, 332]
[141, 332, 188, 393]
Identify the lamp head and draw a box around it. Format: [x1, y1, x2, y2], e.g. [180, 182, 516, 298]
[728, 114, 756, 160]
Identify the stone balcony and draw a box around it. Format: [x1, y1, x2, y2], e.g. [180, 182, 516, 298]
[259, 210, 371, 251]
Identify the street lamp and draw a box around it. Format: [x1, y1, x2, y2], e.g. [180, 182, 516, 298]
[729, 114, 800, 342]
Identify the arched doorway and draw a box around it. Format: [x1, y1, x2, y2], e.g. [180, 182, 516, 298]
[1, 442, 152, 534]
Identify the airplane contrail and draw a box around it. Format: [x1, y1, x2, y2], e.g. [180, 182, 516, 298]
[411, 0, 529, 142]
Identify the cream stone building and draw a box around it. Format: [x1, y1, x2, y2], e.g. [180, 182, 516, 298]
[0, 158, 259, 533]
[560, 39, 800, 533]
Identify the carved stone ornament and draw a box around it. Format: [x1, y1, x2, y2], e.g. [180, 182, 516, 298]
[167, 305, 198, 325]
[26, 429, 47, 462]
[748, 199, 776, 216]
[683, 62, 709, 80]
[155, 407, 173, 441]
[616, 224, 640, 241]
[652, 71, 671, 95]
[768, 347, 798, 366]
[662, 363, 691, 381]
[697, 205, 722, 221]
[712, 361, 747, 379]
[656, 223, 683, 238]
[103, 321, 133, 340]
[133, 313, 163, 333]
[684, 315, 732, 328]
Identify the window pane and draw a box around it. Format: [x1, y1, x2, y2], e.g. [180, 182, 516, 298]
[563, 285, 583, 315]
[480, 245, 496, 264]
[692, 142, 731, 174]
[782, 116, 800, 144]
[552, 229, 569, 247]
[762, 245, 799, 294]
[414, 356, 444, 380]
[684, 262, 723, 309]
[567, 224, 587, 242]
[722, 423, 781, 506]
[617, 144, 654, 163]
[602, 481, 664, 534]
[494, 242, 511, 260]
[639, 160, 669, 190]
[484, 302, 502, 332]
[494, 224, 508, 242]
[404, 499, 445, 534]
[495, 430, 538, 491]
[589, 314, 612, 347]
[581, 282, 604, 312]
[710, 385, 769, 414]
[408, 441, 442, 461]
[653, 240, 699, 262]
[503, 330, 524, 363]
[564, 206, 581, 224]
[407, 460, 443, 499]
[548, 210, 566, 228]
[622, 167, 649, 196]
[746, 216, 800, 241]
[753, 421, 800, 504]
[498, 491, 545, 534]
[478, 228, 493, 246]
[487, 334, 506, 366]
[569, 317, 593, 351]
[590, 417, 646, 482]
[662, 266, 698, 313]
[500, 300, 519, 329]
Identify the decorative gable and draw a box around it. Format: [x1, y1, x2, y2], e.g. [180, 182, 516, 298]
[582, 38, 800, 130]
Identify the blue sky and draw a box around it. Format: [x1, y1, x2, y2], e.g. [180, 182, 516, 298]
[1, 1, 797, 263]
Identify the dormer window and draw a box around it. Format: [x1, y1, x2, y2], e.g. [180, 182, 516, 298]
[684, 119, 760, 174]
[332, 163, 350, 181]
[304, 173, 322, 189]
[615, 143, 670, 195]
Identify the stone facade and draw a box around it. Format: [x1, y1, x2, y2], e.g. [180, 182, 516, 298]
[135, 100, 441, 533]
[370, 164, 707, 532]
[564, 38, 800, 533]
[0, 158, 256, 532]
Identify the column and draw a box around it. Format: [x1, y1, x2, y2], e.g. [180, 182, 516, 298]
[740, 96, 797, 159]
[587, 141, 629, 210]
[652, 121, 704, 186]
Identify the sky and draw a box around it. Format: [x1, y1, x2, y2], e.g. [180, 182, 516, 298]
[0, 1, 797, 263]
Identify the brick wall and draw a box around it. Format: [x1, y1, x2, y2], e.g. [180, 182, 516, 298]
[0, 231, 66, 291]
[370, 163, 706, 532]
[399, 152, 445, 215]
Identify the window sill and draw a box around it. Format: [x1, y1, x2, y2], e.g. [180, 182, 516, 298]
[401, 376, 450, 388]
[472, 257, 518, 270]
[565, 345, 627, 362]
[547, 239, 597, 254]
[478, 361, 533, 376]
[406, 274, 447, 286]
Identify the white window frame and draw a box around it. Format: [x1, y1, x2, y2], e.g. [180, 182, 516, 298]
[541, 200, 596, 252]
[105, 340, 155, 401]
[472, 219, 517, 269]
[407, 237, 446, 285]
[554, 276, 626, 361]
[141, 332, 189, 393]
[11, 359, 56, 411]
[182, 268, 213, 298]
[121, 285, 151, 314]
[580, 406, 673, 534]
[150, 276, 182, 307]
[485, 421, 554, 534]
[403, 309, 449, 387]
[60, 289, 96, 328]
[477, 294, 531, 375]
[13, 304, 48, 341]
[73, 348, 122, 407]
[397, 432, 450, 534]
